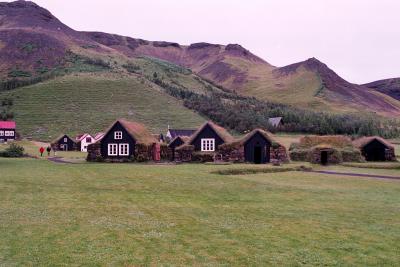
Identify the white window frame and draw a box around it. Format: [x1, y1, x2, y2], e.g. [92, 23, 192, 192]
[64, 137, 68, 142]
[119, 143, 129, 156]
[0, 131, 4, 136]
[114, 131, 122, 140]
[201, 138, 215, 152]
[5, 131, 14, 137]
[108, 143, 118, 156]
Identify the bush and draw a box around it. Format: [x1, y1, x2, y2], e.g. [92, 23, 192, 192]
[135, 154, 148, 162]
[0, 143, 24, 157]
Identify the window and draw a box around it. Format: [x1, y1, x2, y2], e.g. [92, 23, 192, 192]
[119, 143, 129, 156]
[114, 131, 122, 139]
[0, 131, 3, 136]
[86, 137, 92, 143]
[5, 131, 14, 137]
[201, 138, 215, 152]
[108, 144, 118, 156]
[64, 137, 68, 142]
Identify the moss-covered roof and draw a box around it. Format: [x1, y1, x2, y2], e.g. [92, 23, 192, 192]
[51, 134, 75, 145]
[296, 135, 353, 149]
[188, 121, 234, 144]
[353, 136, 394, 149]
[103, 119, 158, 145]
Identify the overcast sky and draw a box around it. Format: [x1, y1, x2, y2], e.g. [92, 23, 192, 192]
[28, 0, 400, 83]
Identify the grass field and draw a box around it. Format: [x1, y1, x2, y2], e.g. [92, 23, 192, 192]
[0, 158, 399, 265]
[1, 72, 205, 141]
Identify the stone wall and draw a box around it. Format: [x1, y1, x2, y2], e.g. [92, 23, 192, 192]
[270, 145, 289, 163]
[175, 145, 194, 162]
[310, 147, 342, 164]
[385, 148, 397, 161]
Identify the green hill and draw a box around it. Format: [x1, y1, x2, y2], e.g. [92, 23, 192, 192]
[1, 72, 205, 141]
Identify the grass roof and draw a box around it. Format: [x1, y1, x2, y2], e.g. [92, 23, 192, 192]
[296, 135, 353, 149]
[353, 136, 394, 149]
[188, 121, 234, 145]
[104, 119, 158, 145]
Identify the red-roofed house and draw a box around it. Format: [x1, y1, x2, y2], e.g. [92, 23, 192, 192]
[0, 121, 16, 142]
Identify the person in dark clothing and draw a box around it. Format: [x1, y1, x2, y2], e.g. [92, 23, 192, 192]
[46, 146, 51, 156]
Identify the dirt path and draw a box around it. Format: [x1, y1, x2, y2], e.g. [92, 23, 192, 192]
[308, 170, 400, 180]
[48, 157, 77, 164]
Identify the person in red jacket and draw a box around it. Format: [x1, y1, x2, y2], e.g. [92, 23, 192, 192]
[39, 147, 44, 157]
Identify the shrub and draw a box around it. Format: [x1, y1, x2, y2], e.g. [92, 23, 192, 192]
[95, 155, 104, 162]
[1, 143, 24, 157]
[135, 154, 148, 162]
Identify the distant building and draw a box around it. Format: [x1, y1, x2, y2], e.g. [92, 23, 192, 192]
[353, 136, 396, 161]
[166, 129, 196, 140]
[76, 133, 95, 152]
[0, 121, 16, 142]
[51, 134, 77, 151]
[268, 117, 284, 128]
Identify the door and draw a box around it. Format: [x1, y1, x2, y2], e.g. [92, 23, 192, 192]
[321, 151, 328, 165]
[254, 146, 262, 164]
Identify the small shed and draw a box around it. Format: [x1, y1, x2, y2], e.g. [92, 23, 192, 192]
[168, 136, 189, 161]
[268, 117, 284, 128]
[51, 134, 77, 151]
[353, 136, 396, 161]
[289, 135, 363, 164]
[218, 129, 288, 164]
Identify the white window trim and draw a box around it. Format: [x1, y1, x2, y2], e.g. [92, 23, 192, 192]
[119, 143, 129, 156]
[201, 138, 215, 152]
[0, 131, 4, 136]
[114, 131, 122, 140]
[108, 143, 118, 156]
[63, 137, 68, 142]
[5, 131, 14, 137]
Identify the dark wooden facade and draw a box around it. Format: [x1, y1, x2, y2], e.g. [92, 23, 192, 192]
[100, 121, 135, 160]
[190, 124, 224, 151]
[168, 136, 186, 161]
[362, 139, 389, 161]
[244, 131, 271, 164]
[53, 134, 76, 151]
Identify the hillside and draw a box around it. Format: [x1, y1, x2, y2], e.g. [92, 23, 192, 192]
[364, 78, 400, 101]
[0, 72, 206, 141]
[1, 1, 400, 118]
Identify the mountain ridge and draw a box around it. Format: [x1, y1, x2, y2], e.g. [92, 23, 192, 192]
[1, 0, 400, 117]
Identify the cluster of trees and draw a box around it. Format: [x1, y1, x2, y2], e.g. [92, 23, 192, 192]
[0, 98, 14, 120]
[153, 77, 400, 138]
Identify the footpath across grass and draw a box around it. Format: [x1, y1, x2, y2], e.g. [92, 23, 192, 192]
[0, 158, 399, 265]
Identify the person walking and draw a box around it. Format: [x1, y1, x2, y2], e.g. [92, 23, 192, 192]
[46, 146, 51, 156]
[39, 147, 44, 157]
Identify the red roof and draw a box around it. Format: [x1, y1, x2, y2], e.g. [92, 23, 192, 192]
[0, 121, 16, 129]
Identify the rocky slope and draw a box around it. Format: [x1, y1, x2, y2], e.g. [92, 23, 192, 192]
[363, 78, 400, 101]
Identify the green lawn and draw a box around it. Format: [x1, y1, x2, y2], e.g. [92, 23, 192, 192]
[0, 158, 399, 265]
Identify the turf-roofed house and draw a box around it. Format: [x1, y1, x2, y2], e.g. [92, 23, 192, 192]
[174, 122, 288, 163]
[289, 135, 364, 165]
[175, 121, 234, 162]
[87, 119, 161, 162]
[353, 136, 396, 161]
[0, 121, 16, 142]
[51, 134, 77, 151]
[218, 129, 288, 164]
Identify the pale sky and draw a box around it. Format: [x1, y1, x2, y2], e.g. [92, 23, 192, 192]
[25, 0, 400, 83]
